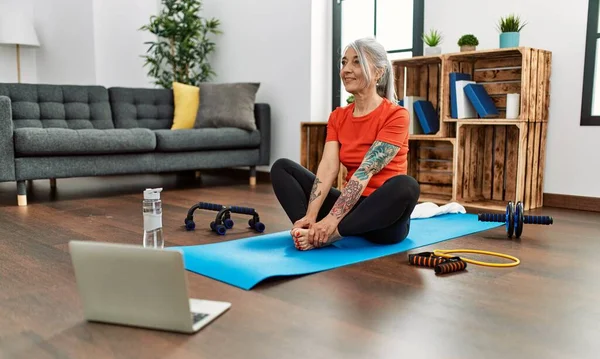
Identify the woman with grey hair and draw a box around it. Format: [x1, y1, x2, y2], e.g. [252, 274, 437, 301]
[271, 37, 420, 250]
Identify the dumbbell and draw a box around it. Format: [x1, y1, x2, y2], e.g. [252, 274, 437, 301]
[478, 201, 553, 238]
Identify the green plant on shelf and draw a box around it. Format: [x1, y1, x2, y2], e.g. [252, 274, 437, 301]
[422, 29, 443, 46]
[458, 34, 479, 52]
[497, 14, 527, 33]
[458, 34, 479, 46]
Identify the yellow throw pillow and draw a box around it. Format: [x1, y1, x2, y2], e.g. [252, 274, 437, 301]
[171, 81, 200, 130]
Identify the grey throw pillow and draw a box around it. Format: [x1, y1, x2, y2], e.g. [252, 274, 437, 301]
[195, 82, 260, 131]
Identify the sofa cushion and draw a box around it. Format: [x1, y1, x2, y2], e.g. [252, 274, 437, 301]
[109, 87, 174, 129]
[195, 83, 260, 131]
[0, 84, 114, 129]
[171, 82, 199, 129]
[154, 128, 261, 152]
[13, 128, 156, 156]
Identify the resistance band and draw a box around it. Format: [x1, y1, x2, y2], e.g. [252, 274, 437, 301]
[408, 249, 520, 275]
[432, 249, 520, 267]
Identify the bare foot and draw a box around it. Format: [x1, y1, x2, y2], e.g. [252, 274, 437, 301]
[292, 228, 314, 251]
[291, 228, 343, 250]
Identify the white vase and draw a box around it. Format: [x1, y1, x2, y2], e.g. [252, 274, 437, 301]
[425, 46, 441, 55]
[506, 93, 520, 119]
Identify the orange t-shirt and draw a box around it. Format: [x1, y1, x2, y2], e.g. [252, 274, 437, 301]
[325, 98, 410, 196]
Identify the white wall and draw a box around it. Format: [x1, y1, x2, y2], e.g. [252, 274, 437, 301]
[311, 0, 333, 123]
[34, 0, 97, 85]
[425, 0, 600, 198]
[0, 0, 37, 83]
[201, 0, 313, 169]
[92, 0, 158, 88]
[0, 0, 157, 87]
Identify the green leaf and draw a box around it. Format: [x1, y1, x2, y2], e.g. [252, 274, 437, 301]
[139, 0, 221, 88]
[422, 29, 443, 46]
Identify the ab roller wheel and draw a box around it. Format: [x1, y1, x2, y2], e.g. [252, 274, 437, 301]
[478, 201, 553, 238]
[184, 201, 265, 235]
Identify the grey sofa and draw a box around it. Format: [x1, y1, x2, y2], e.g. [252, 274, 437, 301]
[0, 83, 271, 206]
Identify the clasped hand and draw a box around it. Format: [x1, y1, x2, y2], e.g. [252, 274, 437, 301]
[292, 215, 338, 247]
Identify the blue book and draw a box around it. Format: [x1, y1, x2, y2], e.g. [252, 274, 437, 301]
[450, 72, 472, 118]
[413, 100, 439, 134]
[463, 83, 499, 118]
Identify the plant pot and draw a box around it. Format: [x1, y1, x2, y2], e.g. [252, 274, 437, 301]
[424, 46, 441, 55]
[499, 32, 520, 48]
[460, 45, 476, 52]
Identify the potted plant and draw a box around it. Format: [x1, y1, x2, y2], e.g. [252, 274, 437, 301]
[497, 14, 527, 48]
[140, 0, 221, 88]
[457, 34, 479, 52]
[422, 29, 443, 55]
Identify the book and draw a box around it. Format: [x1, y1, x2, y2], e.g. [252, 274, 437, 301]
[464, 83, 499, 118]
[455, 80, 477, 119]
[403, 96, 426, 134]
[449, 72, 472, 118]
[413, 100, 439, 134]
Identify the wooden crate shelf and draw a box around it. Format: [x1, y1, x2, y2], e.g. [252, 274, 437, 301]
[455, 122, 522, 206]
[300, 122, 327, 175]
[441, 47, 551, 123]
[408, 138, 455, 204]
[393, 56, 454, 138]
[397, 47, 551, 211]
[300, 122, 345, 189]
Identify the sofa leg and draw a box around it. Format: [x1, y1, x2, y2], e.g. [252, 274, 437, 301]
[50, 178, 56, 189]
[249, 166, 257, 186]
[17, 180, 27, 206]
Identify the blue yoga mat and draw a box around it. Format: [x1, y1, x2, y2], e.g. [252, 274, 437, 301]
[170, 213, 501, 290]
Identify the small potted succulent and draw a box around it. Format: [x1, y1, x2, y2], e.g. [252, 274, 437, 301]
[497, 14, 527, 48]
[422, 29, 443, 55]
[457, 34, 479, 52]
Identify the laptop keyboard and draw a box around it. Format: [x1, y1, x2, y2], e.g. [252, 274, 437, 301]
[192, 312, 209, 323]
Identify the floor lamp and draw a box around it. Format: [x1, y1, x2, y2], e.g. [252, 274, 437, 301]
[0, 12, 40, 83]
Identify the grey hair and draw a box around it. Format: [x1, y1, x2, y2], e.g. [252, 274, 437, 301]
[345, 37, 397, 102]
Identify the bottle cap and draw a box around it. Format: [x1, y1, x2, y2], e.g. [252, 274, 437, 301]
[143, 188, 163, 200]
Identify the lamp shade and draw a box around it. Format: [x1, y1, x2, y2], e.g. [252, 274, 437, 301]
[0, 11, 39, 47]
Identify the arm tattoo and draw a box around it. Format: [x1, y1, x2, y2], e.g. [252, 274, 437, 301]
[354, 140, 400, 181]
[330, 179, 363, 219]
[309, 177, 322, 203]
[328, 141, 399, 220]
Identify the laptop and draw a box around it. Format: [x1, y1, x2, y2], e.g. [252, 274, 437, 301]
[68, 240, 231, 334]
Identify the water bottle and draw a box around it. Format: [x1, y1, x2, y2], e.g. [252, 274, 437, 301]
[142, 188, 164, 249]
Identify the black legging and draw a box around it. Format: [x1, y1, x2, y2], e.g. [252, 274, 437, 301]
[270, 158, 420, 245]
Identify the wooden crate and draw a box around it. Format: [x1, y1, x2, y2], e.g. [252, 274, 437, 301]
[300, 122, 327, 174]
[393, 56, 454, 138]
[441, 47, 551, 123]
[522, 121, 548, 209]
[408, 138, 455, 204]
[454, 120, 546, 211]
[299, 122, 345, 189]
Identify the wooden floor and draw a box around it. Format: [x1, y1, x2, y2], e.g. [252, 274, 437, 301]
[0, 172, 599, 359]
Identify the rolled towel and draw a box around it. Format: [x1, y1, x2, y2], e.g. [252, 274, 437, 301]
[410, 202, 466, 219]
